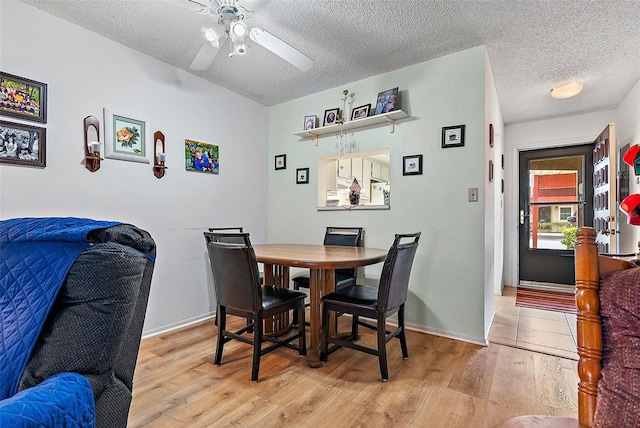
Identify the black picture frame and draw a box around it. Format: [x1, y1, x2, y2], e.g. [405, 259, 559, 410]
[351, 103, 371, 120]
[0, 71, 48, 123]
[323, 108, 339, 126]
[0, 120, 46, 168]
[304, 115, 316, 130]
[402, 154, 423, 176]
[296, 167, 309, 184]
[442, 125, 465, 148]
[275, 154, 286, 170]
[375, 87, 398, 115]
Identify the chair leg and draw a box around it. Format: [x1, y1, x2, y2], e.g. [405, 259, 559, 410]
[321, 304, 329, 362]
[214, 306, 225, 365]
[377, 316, 389, 381]
[398, 305, 408, 359]
[298, 303, 307, 356]
[251, 314, 262, 382]
[351, 314, 359, 340]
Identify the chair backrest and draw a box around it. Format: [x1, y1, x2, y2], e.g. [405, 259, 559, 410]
[204, 230, 251, 245]
[376, 232, 421, 312]
[324, 227, 363, 278]
[574, 227, 637, 427]
[205, 234, 262, 314]
[204, 228, 248, 244]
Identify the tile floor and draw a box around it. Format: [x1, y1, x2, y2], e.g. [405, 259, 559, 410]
[489, 286, 578, 360]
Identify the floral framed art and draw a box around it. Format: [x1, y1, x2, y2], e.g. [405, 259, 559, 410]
[275, 154, 286, 170]
[296, 167, 309, 184]
[185, 139, 219, 174]
[351, 103, 371, 120]
[442, 124, 465, 148]
[0, 72, 48, 123]
[103, 108, 149, 163]
[402, 154, 422, 176]
[0, 120, 46, 168]
[323, 108, 339, 126]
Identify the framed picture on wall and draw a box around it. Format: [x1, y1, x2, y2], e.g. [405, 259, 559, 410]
[402, 154, 423, 176]
[103, 108, 149, 163]
[296, 167, 309, 184]
[275, 154, 286, 170]
[0, 120, 46, 168]
[442, 124, 465, 148]
[185, 139, 219, 174]
[0, 71, 48, 123]
[323, 108, 339, 126]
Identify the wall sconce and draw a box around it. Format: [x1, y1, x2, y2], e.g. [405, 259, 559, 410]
[153, 130, 167, 179]
[83, 115, 102, 172]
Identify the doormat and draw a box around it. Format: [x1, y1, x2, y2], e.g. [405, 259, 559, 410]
[515, 287, 577, 313]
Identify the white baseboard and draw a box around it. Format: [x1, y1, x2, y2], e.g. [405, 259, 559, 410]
[142, 312, 215, 339]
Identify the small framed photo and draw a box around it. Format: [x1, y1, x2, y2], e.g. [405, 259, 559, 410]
[489, 160, 494, 182]
[375, 87, 398, 115]
[323, 108, 339, 126]
[103, 108, 149, 163]
[296, 167, 309, 184]
[185, 139, 219, 174]
[402, 154, 422, 176]
[0, 120, 46, 168]
[0, 72, 48, 123]
[351, 103, 371, 120]
[442, 125, 465, 148]
[275, 154, 286, 170]
[304, 115, 316, 130]
[489, 123, 494, 147]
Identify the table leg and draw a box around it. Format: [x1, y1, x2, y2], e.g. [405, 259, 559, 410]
[307, 268, 335, 367]
[262, 263, 290, 334]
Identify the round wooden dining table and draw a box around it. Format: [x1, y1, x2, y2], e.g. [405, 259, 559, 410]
[252, 244, 388, 367]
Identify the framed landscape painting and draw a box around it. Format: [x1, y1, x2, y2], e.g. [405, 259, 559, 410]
[0, 72, 48, 123]
[0, 120, 46, 168]
[185, 139, 219, 174]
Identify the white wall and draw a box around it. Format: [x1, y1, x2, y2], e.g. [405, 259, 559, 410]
[615, 79, 640, 253]
[484, 52, 504, 337]
[503, 111, 617, 288]
[268, 47, 490, 344]
[0, 0, 269, 335]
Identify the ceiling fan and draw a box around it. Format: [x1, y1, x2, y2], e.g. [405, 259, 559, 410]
[186, 0, 314, 72]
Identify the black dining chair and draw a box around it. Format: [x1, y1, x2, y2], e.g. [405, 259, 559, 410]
[292, 226, 363, 325]
[321, 232, 420, 381]
[205, 232, 307, 382]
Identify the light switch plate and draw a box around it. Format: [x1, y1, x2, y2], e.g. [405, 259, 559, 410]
[469, 187, 478, 202]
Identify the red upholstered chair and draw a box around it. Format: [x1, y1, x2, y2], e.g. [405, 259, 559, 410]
[494, 227, 640, 427]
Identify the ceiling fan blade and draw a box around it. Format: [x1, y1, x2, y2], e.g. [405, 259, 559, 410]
[162, 0, 209, 12]
[249, 27, 314, 72]
[190, 42, 221, 70]
[238, 0, 270, 13]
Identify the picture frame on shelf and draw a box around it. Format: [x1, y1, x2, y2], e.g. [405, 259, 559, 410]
[185, 139, 219, 174]
[351, 103, 371, 120]
[442, 124, 465, 148]
[296, 167, 309, 184]
[0, 120, 46, 168]
[375, 87, 398, 115]
[323, 108, 339, 126]
[275, 154, 286, 170]
[304, 115, 316, 130]
[103, 108, 149, 163]
[402, 154, 423, 176]
[0, 72, 48, 124]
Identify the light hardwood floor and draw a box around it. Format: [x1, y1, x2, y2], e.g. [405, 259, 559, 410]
[128, 313, 579, 427]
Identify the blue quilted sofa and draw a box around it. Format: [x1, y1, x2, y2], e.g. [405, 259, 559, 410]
[0, 217, 156, 427]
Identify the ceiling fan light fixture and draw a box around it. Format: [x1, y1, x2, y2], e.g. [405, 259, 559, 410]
[550, 80, 583, 99]
[201, 25, 226, 48]
[230, 20, 249, 42]
[230, 41, 248, 57]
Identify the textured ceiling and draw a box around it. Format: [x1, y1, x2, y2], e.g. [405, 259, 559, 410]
[19, 0, 640, 124]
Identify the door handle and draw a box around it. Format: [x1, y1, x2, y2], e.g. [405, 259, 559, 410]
[520, 209, 528, 225]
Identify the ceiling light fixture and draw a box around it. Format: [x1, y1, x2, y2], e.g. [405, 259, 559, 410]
[229, 20, 249, 42]
[550, 80, 584, 99]
[201, 26, 226, 48]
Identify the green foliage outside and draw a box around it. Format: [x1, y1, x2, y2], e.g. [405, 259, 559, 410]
[561, 226, 578, 250]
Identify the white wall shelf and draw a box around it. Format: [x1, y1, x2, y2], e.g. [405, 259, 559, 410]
[294, 110, 409, 145]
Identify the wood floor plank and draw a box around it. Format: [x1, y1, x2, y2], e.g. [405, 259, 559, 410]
[128, 317, 579, 428]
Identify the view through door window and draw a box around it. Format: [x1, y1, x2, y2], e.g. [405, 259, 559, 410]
[528, 155, 584, 250]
